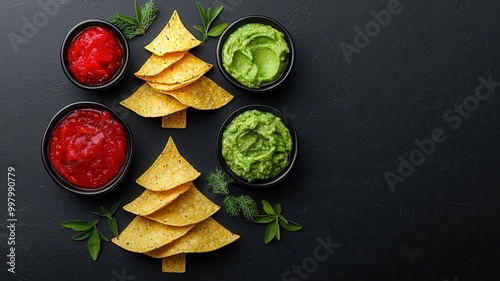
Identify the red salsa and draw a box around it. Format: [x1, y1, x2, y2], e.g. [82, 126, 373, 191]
[67, 26, 123, 84]
[48, 108, 127, 189]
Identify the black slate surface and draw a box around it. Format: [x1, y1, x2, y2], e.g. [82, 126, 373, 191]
[1, 0, 500, 280]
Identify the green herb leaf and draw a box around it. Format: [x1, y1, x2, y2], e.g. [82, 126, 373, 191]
[279, 215, 288, 224]
[207, 22, 229, 37]
[264, 220, 278, 244]
[116, 14, 138, 26]
[223, 195, 241, 217]
[252, 215, 276, 224]
[279, 219, 303, 232]
[61, 220, 98, 232]
[275, 218, 281, 241]
[208, 6, 224, 23]
[108, 201, 122, 216]
[193, 24, 205, 34]
[134, 0, 142, 26]
[273, 203, 282, 216]
[111, 0, 158, 39]
[262, 200, 275, 215]
[87, 228, 101, 261]
[194, 2, 228, 43]
[196, 2, 208, 27]
[108, 216, 119, 239]
[98, 229, 109, 242]
[72, 228, 94, 241]
[236, 195, 259, 221]
[207, 168, 232, 196]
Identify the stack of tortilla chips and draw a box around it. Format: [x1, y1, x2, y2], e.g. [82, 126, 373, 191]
[112, 137, 239, 273]
[120, 10, 234, 128]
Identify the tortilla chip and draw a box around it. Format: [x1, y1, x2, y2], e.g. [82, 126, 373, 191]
[145, 10, 201, 55]
[123, 181, 192, 216]
[141, 53, 212, 84]
[160, 76, 234, 110]
[148, 76, 199, 92]
[136, 137, 201, 191]
[145, 183, 220, 226]
[135, 51, 187, 77]
[120, 83, 188, 117]
[162, 253, 186, 273]
[111, 216, 195, 253]
[145, 217, 240, 258]
[161, 109, 187, 129]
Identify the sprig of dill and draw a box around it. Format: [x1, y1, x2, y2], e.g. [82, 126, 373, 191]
[207, 168, 258, 221]
[111, 0, 158, 39]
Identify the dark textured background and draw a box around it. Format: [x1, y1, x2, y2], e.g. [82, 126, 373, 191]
[1, 0, 500, 280]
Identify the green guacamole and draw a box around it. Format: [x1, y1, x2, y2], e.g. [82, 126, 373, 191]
[221, 109, 293, 182]
[222, 23, 289, 88]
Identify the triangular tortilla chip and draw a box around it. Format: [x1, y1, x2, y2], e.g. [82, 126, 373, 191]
[145, 217, 240, 258]
[141, 53, 212, 84]
[135, 51, 187, 77]
[136, 137, 201, 191]
[162, 253, 186, 273]
[123, 181, 192, 216]
[111, 216, 195, 253]
[120, 83, 188, 117]
[160, 76, 234, 110]
[161, 109, 187, 129]
[145, 183, 220, 226]
[145, 10, 201, 55]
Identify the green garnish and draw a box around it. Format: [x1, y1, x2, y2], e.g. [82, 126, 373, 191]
[207, 168, 258, 221]
[253, 200, 302, 244]
[207, 167, 232, 196]
[61, 201, 121, 261]
[223, 194, 259, 220]
[206, 169, 302, 244]
[193, 2, 229, 43]
[111, 0, 158, 39]
[92, 201, 121, 239]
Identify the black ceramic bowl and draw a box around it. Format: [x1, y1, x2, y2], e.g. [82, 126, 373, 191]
[217, 105, 298, 188]
[41, 102, 133, 196]
[216, 16, 295, 93]
[60, 19, 130, 91]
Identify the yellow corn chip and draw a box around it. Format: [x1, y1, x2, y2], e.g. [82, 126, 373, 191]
[123, 181, 192, 216]
[136, 137, 201, 191]
[120, 83, 188, 117]
[160, 76, 234, 110]
[141, 53, 212, 84]
[145, 10, 201, 55]
[145, 183, 220, 226]
[148, 76, 199, 92]
[135, 51, 187, 77]
[145, 217, 240, 258]
[111, 216, 195, 253]
[162, 253, 186, 273]
[161, 109, 187, 129]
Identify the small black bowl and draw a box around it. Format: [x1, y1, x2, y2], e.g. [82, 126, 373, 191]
[41, 102, 134, 196]
[60, 19, 130, 91]
[216, 16, 295, 93]
[217, 105, 298, 188]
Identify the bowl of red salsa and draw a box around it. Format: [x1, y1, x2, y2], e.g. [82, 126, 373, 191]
[61, 19, 130, 91]
[41, 102, 133, 195]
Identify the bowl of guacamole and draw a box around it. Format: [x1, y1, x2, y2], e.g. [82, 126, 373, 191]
[217, 105, 298, 187]
[216, 16, 295, 93]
